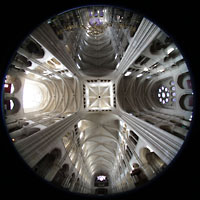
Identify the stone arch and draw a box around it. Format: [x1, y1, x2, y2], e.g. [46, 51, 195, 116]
[13, 54, 32, 69]
[139, 147, 151, 164]
[179, 94, 193, 111]
[11, 77, 21, 93]
[177, 72, 192, 89]
[130, 162, 148, 187]
[159, 125, 173, 134]
[139, 147, 166, 175]
[149, 39, 164, 54]
[50, 148, 62, 162]
[23, 78, 50, 113]
[145, 119, 155, 125]
[22, 37, 45, 59]
[68, 172, 76, 187]
[4, 97, 21, 115]
[32, 148, 62, 178]
[169, 119, 182, 127]
[160, 124, 186, 139]
[146, 152, 167, 174]
[52, 163, 69, 187]
[73, 178, 80, 192]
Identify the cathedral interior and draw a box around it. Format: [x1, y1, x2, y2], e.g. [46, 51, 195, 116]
[1, 5, 194, 197]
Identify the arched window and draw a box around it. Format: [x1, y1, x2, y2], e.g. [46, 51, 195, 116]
[177, 72, 192, 89]
[4, 97, 21, 115]
[68, 173, 75, 185]
[129, 136, 137, 146]
[33, 148, 61, 178]
[126, 145, 132, 160]
[146, 152, 167, 174]
[4, 99, 14, 110]
[22, 37, 45, 58]
[130, 130, 139, 141]
[95, 175, 108, 187]
[123, 159, 126, 167]
[52, 164, 69, 186]
[157, 86, 170, 104]
[23, 79, 49, 113]
[127, 145, 133, 156]
[150, 39, 164, 54]
[179, 94, 193, 111]
[130, 163, 148, 187]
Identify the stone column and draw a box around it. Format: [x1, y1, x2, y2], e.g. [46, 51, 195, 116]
[142, 163, 155, 179]
[112, 18, 161, 80]
[9, 114, 61, 140]
[125, 138, 154, 179]
[115, 110, 184, 165]
[69, 152, 80, 191]
[45, 163, 61, 181]
[31, 23, 82, 79]
[15, 113, 81, 167]
[63, 159, 76, 188]
[45, 147, 71, 182]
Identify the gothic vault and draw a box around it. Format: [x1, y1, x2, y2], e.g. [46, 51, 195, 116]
[2, 6, 193, 196]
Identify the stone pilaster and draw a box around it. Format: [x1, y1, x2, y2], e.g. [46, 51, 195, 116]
[116, 110, 183, 164]
[15, 113, 81, 167]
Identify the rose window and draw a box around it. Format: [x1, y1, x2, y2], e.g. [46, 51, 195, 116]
[158, 86, 170, 104]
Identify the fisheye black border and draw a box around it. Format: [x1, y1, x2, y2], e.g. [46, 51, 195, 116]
[0, 1, 199, 200]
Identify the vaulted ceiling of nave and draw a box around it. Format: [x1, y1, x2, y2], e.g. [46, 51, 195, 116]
[3, 5, 193, 196]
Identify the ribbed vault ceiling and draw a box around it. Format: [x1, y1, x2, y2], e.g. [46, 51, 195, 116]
[78, 113, 120, 175]
[86, 81, 113, 110]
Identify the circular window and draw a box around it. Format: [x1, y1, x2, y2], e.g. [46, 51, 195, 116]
[158, 86, 170, 104]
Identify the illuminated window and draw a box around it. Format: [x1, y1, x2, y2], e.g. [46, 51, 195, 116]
[51, 58, 61, 65]
[124, 71, 132, 76]
[97, 175, 106, 181]
[158, 86, 169, 105]
[172, 92, 176, 96]
[170, 81, 175, 85]
[11, 84, 14, 93]
[167, 47, 175, 54]
[23, 79, 48, 113]
[172, 98, 176, 102]
[158, 85, 177, 105]
[136, 73, 143, 78]
[10, 100, 14, 110]
[171, 86, 176, 91]
[80, 132, 84, 139]
[4, 83, 14, 93]
[4, 83, 9, 88]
